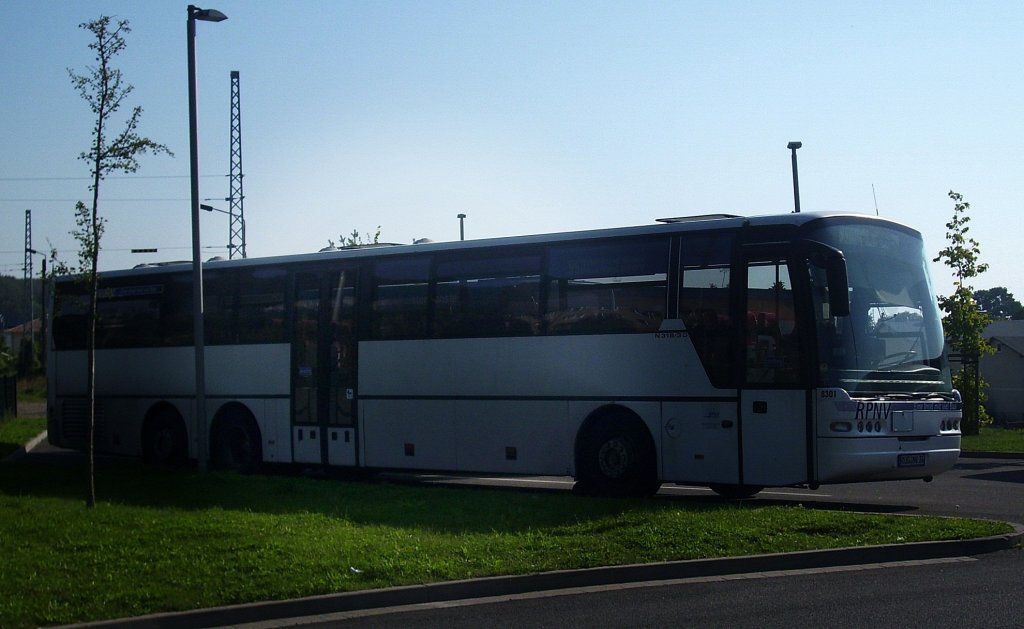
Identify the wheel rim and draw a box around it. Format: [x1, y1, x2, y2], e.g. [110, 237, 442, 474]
[152, 428, 174, 461]
[228, 426, 252, 463]
[597, 438, 630, 478]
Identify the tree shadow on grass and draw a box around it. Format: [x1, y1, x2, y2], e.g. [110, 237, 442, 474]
[1, 445, 932, 537]
[0, 452, 753, 535]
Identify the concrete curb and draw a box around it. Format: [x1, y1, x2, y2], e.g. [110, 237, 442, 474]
[1, 429, 47, 463]
[958, 450, 1024, 460]
[65, 523, 1023, 629]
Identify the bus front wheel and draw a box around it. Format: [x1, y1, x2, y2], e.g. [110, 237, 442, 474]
[211, 409, 262, 473]
[575, 413, 659, 497]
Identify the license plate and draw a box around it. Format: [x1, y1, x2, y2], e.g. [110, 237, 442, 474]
[898, 453, 927, 467]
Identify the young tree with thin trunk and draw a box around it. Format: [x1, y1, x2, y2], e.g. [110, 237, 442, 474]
[66, 16, 172, 507]
[933, 190, 994, 435]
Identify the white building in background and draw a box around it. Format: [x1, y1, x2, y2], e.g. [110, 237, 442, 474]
[1, 319, 39, 352]
[982, 320, 1024, 426]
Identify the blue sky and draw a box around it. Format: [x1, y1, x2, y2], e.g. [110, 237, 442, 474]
[1, 1, 1021, 300]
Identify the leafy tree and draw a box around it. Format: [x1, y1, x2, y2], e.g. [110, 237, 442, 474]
[933, 191, 994, 435]
[65, 16, 172, 507]
[327, 226, 382, 249]
[973, 287, 1024, 320]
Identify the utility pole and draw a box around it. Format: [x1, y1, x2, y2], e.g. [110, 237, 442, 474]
[228, 70, 246, 258]
[188, 4, 229, 472]
[23, 210, 32, 329]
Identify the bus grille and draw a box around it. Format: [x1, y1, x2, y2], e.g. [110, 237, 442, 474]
[60, 399, 105, 449]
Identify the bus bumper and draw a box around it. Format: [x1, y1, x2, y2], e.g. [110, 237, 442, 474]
[816, 435, 961, 484]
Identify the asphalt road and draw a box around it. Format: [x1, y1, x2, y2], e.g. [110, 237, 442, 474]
[306, 550, 1023, 629]
[380, 453, 1024, 524]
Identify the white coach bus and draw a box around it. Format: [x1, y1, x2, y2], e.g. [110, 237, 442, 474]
[47, 212, 961, 497]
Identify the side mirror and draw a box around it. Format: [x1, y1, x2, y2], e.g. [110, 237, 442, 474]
[804, 240, 850, 317]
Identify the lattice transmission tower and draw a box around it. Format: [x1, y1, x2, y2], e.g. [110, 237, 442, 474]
[228, 70, 246, 258]
[23, 210, 32, 317]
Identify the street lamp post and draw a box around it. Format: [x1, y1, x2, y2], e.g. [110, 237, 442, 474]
[787, 141, 802, 213]
[457, 213, 466, 241]
[188, 4, 227, 472]
[201, 203, 245, 255]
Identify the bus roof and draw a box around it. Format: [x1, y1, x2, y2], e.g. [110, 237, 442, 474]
[86, 211, 916, 281]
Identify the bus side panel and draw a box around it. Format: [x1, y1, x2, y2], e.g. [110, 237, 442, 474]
[94, 347, 196, 396]
[358, 335, 718, 399]
[454, 400, 571, 475]
[205, 345, 290, 398]
[53, 345, 292, 463]
[358, 335, 716, 476]
[359, 399, 457, 470]
[207, 345, 291, 464]
[661, 401, 740, 485]
[53, 350, 87, 397]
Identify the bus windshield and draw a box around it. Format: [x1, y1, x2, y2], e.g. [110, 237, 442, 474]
[805, 221, 952, 397]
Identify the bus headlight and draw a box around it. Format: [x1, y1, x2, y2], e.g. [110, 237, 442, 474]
[830, 421, 852, 433]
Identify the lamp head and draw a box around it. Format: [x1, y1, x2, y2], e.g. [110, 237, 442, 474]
[189, 6, 228, 22]
[787, 141, 802, 150]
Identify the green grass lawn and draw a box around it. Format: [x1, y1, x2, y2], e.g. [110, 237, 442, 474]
[0, 462, 1011, 628]
[961, 425, 1024, 452]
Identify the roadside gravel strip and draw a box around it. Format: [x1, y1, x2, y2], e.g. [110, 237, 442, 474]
[62, 523, 1023, 629]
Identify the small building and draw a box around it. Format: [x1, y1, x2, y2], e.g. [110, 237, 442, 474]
[981, 320, 1024, 426]
[1, 319, 40, 353]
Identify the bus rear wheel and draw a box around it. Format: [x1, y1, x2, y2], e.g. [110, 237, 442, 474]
[211, 410, 262, 473]
[575, 414, 660, 497]
[142, 407, 188, 469]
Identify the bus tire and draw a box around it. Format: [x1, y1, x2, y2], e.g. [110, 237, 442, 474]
[142, 405, 188, 468]
[211, 407, 262, 474]
[709, 484, 762, 499]
[575, 411, 660, 497]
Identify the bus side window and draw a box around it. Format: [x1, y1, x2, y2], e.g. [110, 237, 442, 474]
[94, 280, 164, 349]
[204, 270, 236, 345]
[161, 273, 194, 346]
[545, 237, 668, 335]
[679, 266, 733, 386]
[678, 234, 735, 387]
[236, 267, 287, 343]
[433, 254, 542, 338]
[371, 257, 431, 340]
[744, 259, 798, 384]
[52, 285, 90, 351]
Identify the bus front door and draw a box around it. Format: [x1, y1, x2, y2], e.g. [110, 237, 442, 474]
[738, 251, 808, 487]
[292, 270, 358, 466]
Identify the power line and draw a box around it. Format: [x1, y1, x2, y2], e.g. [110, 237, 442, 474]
[1, 196, 230, 203]
[0, 174, 228, 182]
[0, 245, 229, 255]
[1, 198, 192, 203]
